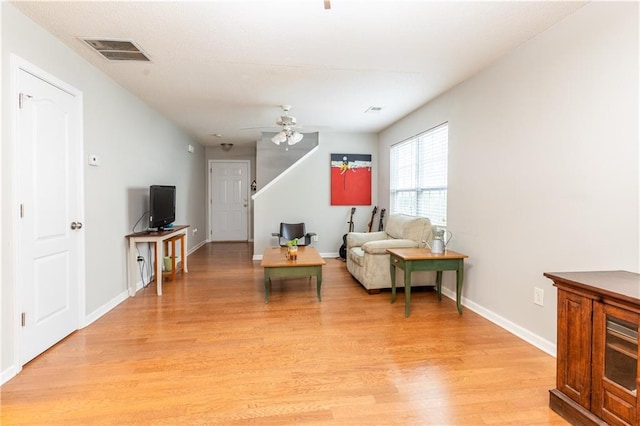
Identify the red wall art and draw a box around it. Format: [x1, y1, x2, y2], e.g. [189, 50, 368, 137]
[330, 153, 372, 205]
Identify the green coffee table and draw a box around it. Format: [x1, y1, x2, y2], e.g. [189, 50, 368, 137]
[261, 246, 326, 303]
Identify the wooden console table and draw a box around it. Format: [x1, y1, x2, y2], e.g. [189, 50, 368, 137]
[544, 270, 640, 426]
[126, 225, 189, 296]
[388, 248, 468, 317]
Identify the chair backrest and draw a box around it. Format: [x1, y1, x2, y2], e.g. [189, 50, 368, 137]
[280, 223, 306, 241]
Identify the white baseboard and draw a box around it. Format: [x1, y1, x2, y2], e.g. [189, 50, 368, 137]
[440, 287, 556, 357]
[1, 365, 20, 385]
[322, 252, 340, 259]
[188, 240, 206, 255]
[83, 289, 130, 328]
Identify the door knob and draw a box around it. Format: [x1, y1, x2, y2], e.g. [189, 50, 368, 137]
[70, 221, 83, 230]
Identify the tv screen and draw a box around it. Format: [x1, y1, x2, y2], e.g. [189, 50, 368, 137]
[149, 185, 176, 231]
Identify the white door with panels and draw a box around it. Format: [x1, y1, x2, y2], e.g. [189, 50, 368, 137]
[17, 62, 84, 365]
[210, 161, 249, 241]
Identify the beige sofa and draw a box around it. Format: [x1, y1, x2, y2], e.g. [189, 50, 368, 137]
[346, 214, 437, 292]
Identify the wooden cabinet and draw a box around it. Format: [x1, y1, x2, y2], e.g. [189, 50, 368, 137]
[545, 271, 640, 426]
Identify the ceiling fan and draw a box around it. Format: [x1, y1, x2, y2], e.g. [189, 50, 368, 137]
[271, 105, 304, 146]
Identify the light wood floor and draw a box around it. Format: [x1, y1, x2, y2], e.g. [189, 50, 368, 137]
[1, 242, 567, 425]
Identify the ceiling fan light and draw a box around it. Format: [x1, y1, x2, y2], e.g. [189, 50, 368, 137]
[288, 131, 303, 145]
[271, 131, 286, 145]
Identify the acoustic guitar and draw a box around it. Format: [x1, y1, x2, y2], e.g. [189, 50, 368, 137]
[366, 206, 378, 233]
[339, 207, 356, 260]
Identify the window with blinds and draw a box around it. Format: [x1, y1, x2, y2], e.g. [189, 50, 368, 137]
[390, 122, 448, 226]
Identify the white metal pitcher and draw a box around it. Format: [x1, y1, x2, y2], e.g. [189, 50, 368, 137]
[425, 228, 452, 254]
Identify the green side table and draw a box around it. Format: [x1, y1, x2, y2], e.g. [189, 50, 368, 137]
[388, 248, 468, 317]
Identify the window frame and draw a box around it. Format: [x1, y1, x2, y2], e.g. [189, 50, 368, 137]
[389, 122, 448, 227]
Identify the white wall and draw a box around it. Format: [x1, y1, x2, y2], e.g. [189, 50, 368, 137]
[1, 4, 207, 381]
[253, 132, 378, 257]
[379, 2, 639, 351]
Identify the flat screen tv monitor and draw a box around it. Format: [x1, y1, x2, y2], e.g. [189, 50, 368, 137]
[149, 185, 176, 231]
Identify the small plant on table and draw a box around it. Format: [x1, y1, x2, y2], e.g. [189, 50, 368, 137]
[286, 238, 299, 260]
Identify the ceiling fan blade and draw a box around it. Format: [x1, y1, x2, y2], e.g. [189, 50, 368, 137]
[239, 125, 277, 131]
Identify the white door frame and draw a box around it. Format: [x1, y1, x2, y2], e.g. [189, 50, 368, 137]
[207, 159, 252, 242]
[9, 55, 86, 375]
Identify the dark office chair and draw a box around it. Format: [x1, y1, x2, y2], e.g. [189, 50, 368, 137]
[272, 222, 316, 246]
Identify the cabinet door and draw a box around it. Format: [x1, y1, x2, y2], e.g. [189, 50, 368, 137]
[592, 302, 639, 425]
[557, 289, 593, 409]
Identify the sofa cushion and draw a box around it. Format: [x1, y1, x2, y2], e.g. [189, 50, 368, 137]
[362, 238, 419, 254]
[385, 214, 430, 244]
[347, 231, 386, 248]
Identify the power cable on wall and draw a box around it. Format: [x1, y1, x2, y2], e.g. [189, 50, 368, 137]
[133, 211, 153, 287]
[132, 210, 149, 233]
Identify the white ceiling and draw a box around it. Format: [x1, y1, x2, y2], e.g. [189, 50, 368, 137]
[12, 0, 586, 147]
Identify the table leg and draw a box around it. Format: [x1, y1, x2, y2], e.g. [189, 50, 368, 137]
[128, 238, 137, 297]
[404, 265, 412, 318]
[456, 260, 464, 314]
[390, 260, 397, 304]
[316, 267, 322, 301]
[155, 240, 163, 296]
[264, 270, 270, 303]
[167, 239, 177, 281]
[182, 231, 188, 273]
[436, 270, 443, 301]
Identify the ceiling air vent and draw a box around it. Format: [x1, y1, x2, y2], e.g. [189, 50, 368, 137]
[80, 38, 151, 62]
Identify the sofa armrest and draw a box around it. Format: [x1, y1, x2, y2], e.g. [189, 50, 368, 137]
[346, 231, 387, 248]
[362, 238, 419, 254]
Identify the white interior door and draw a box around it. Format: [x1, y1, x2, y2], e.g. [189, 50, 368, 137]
[210, 161, 249, 241]
[17, 65, 83, 365]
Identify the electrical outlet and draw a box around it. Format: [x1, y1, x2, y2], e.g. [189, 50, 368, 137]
[312, 235, 319, 242]
[192, 228, 198, 235]
[534, 287, 544, 306]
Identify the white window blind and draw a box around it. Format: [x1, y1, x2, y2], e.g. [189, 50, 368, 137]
[390, 122, 448, 226]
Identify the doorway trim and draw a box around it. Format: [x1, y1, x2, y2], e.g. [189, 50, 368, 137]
[7, 54, 86, 380]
